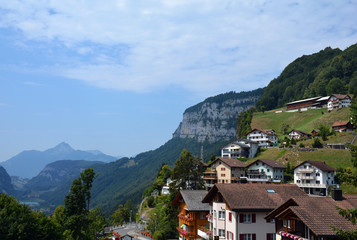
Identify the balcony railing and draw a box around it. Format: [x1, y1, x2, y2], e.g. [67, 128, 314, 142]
[298, 169, 314, 173]
[203, 175, 217, 179]
[178, 214, 194, 222]
[296, 183, 327, 188]
[176, 227, 189, 236]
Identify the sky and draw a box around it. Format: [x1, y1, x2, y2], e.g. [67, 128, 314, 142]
[0, 0, 357, 162]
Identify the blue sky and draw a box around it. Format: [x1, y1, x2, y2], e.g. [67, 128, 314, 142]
[0, 0, 357, 161]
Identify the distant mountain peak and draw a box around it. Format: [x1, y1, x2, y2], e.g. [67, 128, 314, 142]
[45, 142, 74, 155]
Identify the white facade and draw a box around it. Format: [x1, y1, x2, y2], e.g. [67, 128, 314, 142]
[327, 95, 351, 111]
[247, 129, 278, 147]
[221, 140, 259, 159]
[209, 202, 275, 240]
[161, 178, 173, 195]
[247, 161, 285, 182]
[294, 163, 335, 196]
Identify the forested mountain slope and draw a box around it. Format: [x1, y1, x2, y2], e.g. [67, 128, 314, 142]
[256, 43, 357, 110]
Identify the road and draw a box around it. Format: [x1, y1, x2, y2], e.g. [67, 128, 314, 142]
[111, 223, 151, 240]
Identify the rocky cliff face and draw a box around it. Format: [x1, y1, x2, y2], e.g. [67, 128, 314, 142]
[0, 166, 15, 194]
[173, 89, 264, 143]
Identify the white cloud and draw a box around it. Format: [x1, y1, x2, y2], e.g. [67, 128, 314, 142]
[0, 0, 356, 95]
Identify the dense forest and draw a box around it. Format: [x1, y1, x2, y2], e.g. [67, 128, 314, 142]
[256, 43, 357, 110]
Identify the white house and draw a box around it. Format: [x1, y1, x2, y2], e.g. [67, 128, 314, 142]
[161, 178, 173, 195]
[246, 129, 278, 147]
[202, 184, 307, 240]
[293, 160, 336, 196]
[246, 159, 286, 183]
[327, 94, 352, 111]
[221, 139, 259, 159]
[288, 129, 312, 140]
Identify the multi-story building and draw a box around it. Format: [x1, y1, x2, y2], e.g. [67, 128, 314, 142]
[172, 190, 210, 240]
[246, 129, 278, 147]
[293, 160, 336, 196]
[221, 139, 259, 159]
[203, 158, 247, 189]
[265, 190, 357, 240]
[332, 120, 353, 132]
[327, 94, 352, 111]
[202, 184, 306, 240]
[245, 159, 286, 183]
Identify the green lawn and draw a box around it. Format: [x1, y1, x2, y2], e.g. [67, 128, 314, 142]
[252, 107, 350, 136]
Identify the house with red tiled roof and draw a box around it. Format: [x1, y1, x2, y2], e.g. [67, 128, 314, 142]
[202, 184, 307, 240]
[203, 158, 247, 189]
[246, 159, 287, 183]
[265, 191, 357, 240]
[332, 120, 353, 132]
[246, 129, 278, 147]
[293, 160, 336, 196]
[327, 94, 352, 111]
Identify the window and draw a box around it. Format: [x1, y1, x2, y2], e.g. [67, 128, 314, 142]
[213, 228, 216, 236]
[239, 233, 256, 240]
[266, 233, 276, 240]
[240, 213, 256, 223]
[219, 229, 225, 237]
[267, 169, 270, 172]
[213, 210, 216, 218]
[221, 174, 226, 177]
[297, 180, 300, 183]
[200, 212, 206, 219]
[219, 211, 225, 219]
[316, 180, 320, 184]
[283, 220, 291, 228]
[316, 173, 320, 176]
[221, 167, 226, 171]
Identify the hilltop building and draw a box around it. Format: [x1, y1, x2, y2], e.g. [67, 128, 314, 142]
[293, 160, 336, 196]
[288, 129, 311, 140]
[221, 139, 259, 159]
[327, 94, 352, 111]
[246, 129, 278, 147]
[332, 120, 353, 132]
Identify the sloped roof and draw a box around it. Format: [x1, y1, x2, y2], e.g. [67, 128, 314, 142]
[247, 159, 286, 169]
[293, 160, 335, 171]
[245, 128, 277, 136]
[330, 94, 351, 100]
[286, 97, 322, 105]
[267, 195, 357, 236]
[288, 129, 311, 137]
[173, 190, 210, 211]
[202, 184, 306, 211]
[211, 158, 247, 168]
[332, 121, 350, 127]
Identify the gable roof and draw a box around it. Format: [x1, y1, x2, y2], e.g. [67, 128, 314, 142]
[286, 97, 322, 106]
[293, 160, 335, 171]
[245, 128, 277, 136]
[288, 129, 311, 137]
[330, 94, 351, 100]
[332, 120, 350, 127]
[266, 195, 357, 236]
[202, 184, 306, 211]
[247, 159, 286, 169]
[173, 190, 210, 211]
[209, 158, 247, 168]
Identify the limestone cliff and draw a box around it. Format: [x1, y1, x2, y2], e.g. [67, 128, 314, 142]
[173, 89, 264, 143]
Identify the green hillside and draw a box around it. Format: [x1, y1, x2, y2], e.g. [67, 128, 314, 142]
[251, 107, 351, 136]
[256, 43, 357, 110]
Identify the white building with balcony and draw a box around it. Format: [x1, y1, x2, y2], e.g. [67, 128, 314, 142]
[221, 139, 259, 159]
[293, 160, 336, 196]
[246, 159, 286, 183]
[246, 129, 278, 147]
[327, 94, 351, 111]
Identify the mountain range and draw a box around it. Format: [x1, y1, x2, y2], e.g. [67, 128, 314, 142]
[0, 142, 117, 178]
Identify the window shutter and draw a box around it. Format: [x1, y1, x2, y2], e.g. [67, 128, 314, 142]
[239, 234, 244, 240]
[267, 233, 271, 240]
[227, 231, 229, 239]
[229, 212, 232, 222]
[252, 214, 256, 223]
[252, 234, 256, 240]
[240, 214, 244, 223]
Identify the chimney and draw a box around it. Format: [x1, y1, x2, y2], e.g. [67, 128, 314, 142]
[332, 188, 343, 201]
